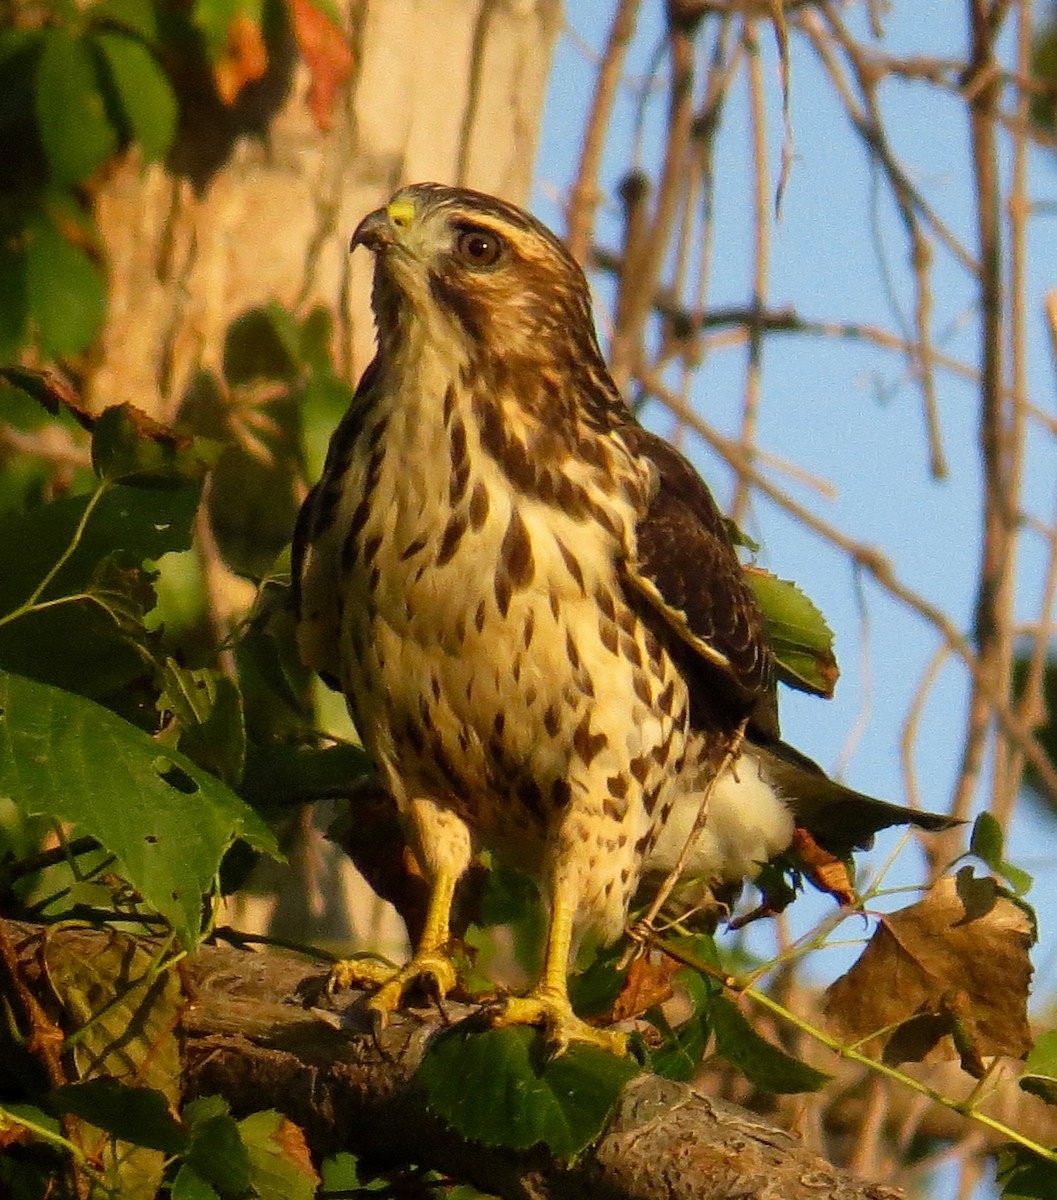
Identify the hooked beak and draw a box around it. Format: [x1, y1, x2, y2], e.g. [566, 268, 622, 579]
[349, 197, 416, 254]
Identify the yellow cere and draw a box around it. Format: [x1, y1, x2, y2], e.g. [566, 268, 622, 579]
[387, 199, 416, 229]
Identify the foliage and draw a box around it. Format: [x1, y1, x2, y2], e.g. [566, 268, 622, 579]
[0, 0, 352, 363]
[4, 1, 1057, 1197]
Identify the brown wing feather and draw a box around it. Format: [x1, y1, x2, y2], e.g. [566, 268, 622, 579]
[619, 425, 780, 741]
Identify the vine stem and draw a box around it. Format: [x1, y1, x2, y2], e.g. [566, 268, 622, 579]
[0, 480, 112, 631]
[655, 935, 1057, 1167]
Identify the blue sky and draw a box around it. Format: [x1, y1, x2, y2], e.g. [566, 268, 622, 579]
[532, 5, 1057, 1195]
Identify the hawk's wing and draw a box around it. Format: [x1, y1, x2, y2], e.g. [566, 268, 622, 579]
[293, 357, 381, 690]
[619, 425, 780, 741]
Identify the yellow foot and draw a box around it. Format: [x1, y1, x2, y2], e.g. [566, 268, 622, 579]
[327, 951, 458, 1027]
[490, 988, 628, 1057]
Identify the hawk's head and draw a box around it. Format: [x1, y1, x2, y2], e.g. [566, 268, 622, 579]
[351, 184, 610, 405]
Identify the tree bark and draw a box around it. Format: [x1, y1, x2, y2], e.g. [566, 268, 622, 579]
[6, 920, 904, 1200]
[87, 0, 563, 421]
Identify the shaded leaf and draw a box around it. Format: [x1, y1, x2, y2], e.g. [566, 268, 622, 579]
[171, 1164, 221, 1200]
[0, 477, 199, 700]
[185, 1108, 251, 1195]
[35, 28, 117, 184]
[996, 1145, 1057, 1200]
[89, 0, 161, 43]
[709, 995, 829, 1093]
[50, 1081, 187, 1155]
[92, 403, 218, 485]
[824, 874, 1035, 1068]
[223, 305, 300, 386]
[745, 569, 838, 698]
[0, 669, 279, 945]
[92, 30, 177, 161]
[157, 659, 246, 787]
[0, 244, 28, 361]
[0, 365, 93, 427]
[25, 215, 107, 357]
[419, 1025, 638, 1157]
[649, 968, 713, 1083]
[45, 927, 183, 1106]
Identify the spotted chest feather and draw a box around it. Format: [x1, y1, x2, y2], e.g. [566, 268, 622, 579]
[310, 344, 693, 926]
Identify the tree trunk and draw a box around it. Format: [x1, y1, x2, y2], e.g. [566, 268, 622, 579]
[87, 0, 563, 420]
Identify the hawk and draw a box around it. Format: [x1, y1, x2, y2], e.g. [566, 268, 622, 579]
[294, 183, 954, 1054]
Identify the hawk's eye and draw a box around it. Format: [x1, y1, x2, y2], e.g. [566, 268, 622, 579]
[453, 228, 504, 268]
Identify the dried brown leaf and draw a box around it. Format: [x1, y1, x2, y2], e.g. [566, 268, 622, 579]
[611, 954, 679, 1022]
[791, 825, 855, 905]
[287, 0, 354, 131]
[824, 874, 1034, 1071]
[214, 13, 268, 106]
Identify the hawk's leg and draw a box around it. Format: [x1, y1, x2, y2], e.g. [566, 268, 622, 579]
[491, 876, 628, 1057]
[329, 864, 459, 1021]
[329, 799, 470, 1024]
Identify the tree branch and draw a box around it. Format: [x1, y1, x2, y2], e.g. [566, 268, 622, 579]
[7, 920, 905, 1200]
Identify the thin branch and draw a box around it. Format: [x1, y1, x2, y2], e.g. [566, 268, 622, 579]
[566, 0, 643, 263]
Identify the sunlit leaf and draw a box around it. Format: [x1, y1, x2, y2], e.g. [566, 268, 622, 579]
[0, 669, 279, 945]
[419, 1025, 638, 1156]
[238, 1111, 318, 1200]
[745, 570, 838, 698]
[1021, 1030, 1057, 1107]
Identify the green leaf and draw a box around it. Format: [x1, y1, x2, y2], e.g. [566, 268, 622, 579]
[319, 1152, 362, 1192]
[0, 669, 280, 945]
[649, 968, 714, 1082]
[50, 1080, 188, 1154]
[35, 28, 117, 184]
[172, 1164, 221, 1200]
[996, 1144, 1057, 1200]
[157, 659, 246, 787]
[92, 403, 219, 485]
[0, 479, 200, 615]
[92, 30, 176, 161]
[223, 304, 300, 386]
[745, 570, 838, 699]
[419, 1025, 638, 1157]
[709, 995, 830, 1094]
[1, 1101, 62, 1139]
[298, 305, 335, 375]
[970, 811, 1004, 867]
[89, 0, 160, 43]
[25, 215, 107, 357]
[186, 1108, 252, 1195]
[192, 0, 261, 62]
[0, 244, 28, 362]
[0, 479, 199, 699]
[1021, 1031, 1057, 1107]
[239, 1110, 317, 1200]
[241, 741, 372, 813]
[301, 373, 356, 481]
[968, 813, 1033, 896]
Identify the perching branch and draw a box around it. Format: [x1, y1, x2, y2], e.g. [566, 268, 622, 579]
[6, 920, 905, 1200]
